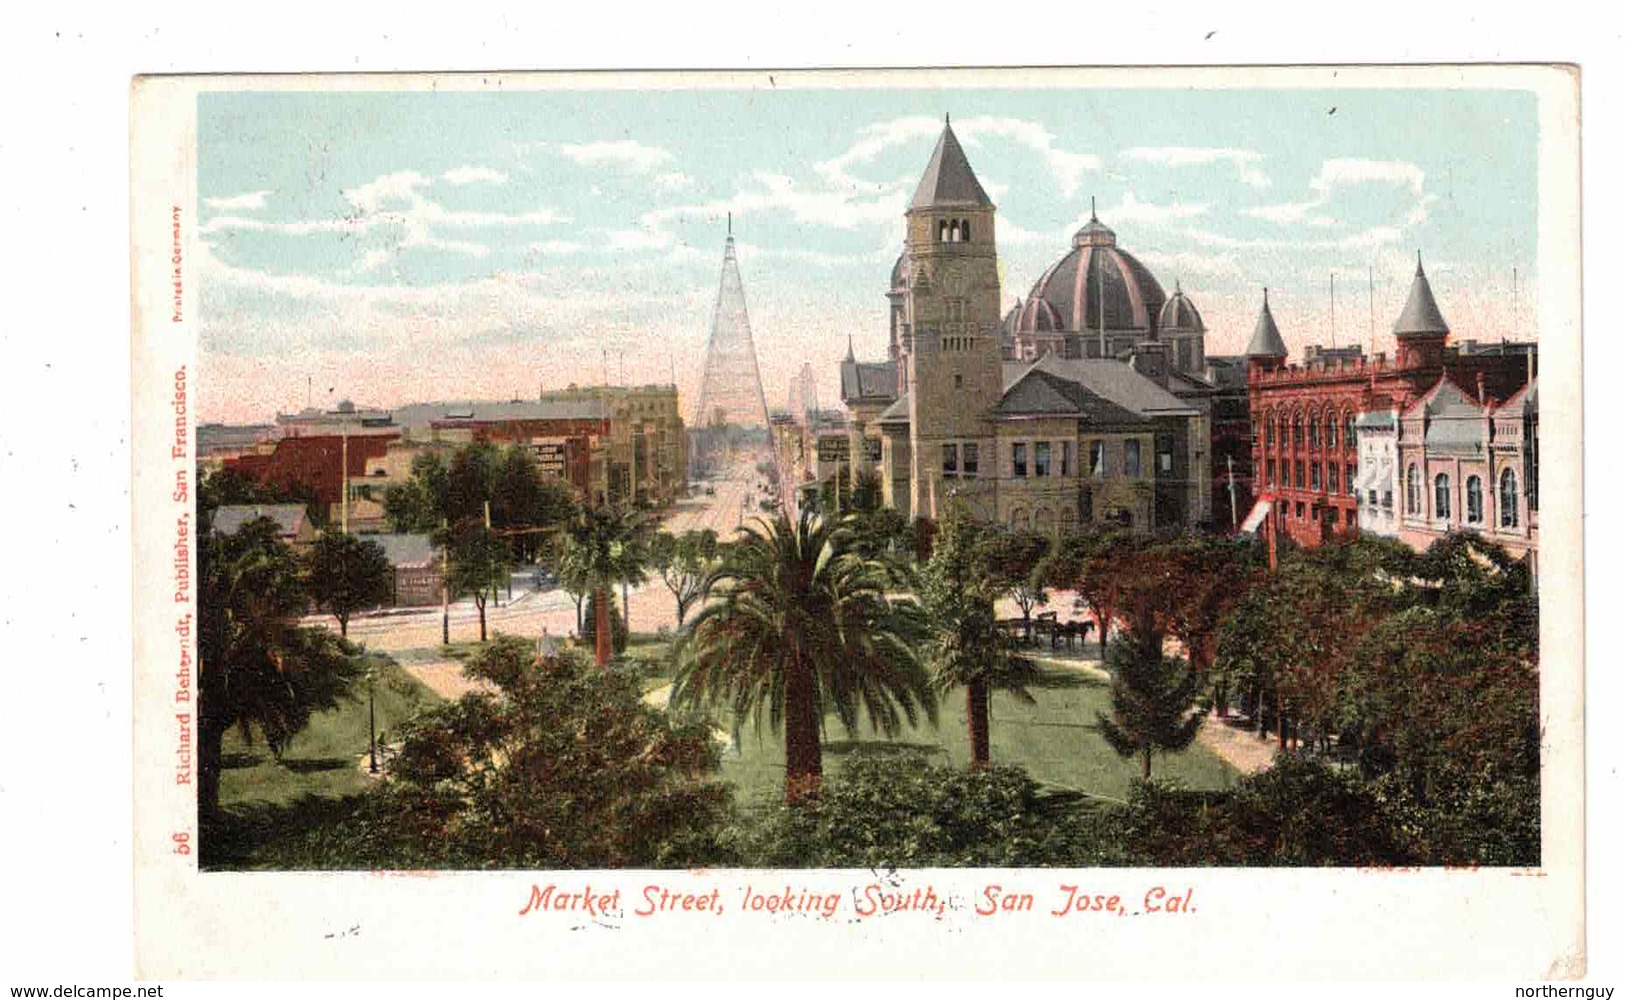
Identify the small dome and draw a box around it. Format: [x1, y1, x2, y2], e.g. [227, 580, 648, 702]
[1158, 283, 1205, 333]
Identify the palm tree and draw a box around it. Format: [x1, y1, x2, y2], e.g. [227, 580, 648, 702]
[672, 509, 936, 803]
[920, 503, 1042, 769]
[559, 504, 649, 667]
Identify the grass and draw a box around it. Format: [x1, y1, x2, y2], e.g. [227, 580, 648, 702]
[714, 658, 1238, 807]
[218, 655, 443, 809]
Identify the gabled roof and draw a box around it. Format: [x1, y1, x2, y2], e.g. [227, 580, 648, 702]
[1394, 256, 1450, 337]
[910, 121, 994, 211]
[1003, 355, 1200, 418]
[365, 533, 438, 569]
[878, 392, 911, 424]
[210, 504, 310, 538]
[1496, 379, 1538, 415]
[1244, 290, 1288, 358]
[1404, 375, 1485, 453]
[840, 357, 899, 405]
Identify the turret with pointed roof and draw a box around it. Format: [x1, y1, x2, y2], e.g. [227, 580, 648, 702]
[1245, 287, 1288, 363]
[1394, 253, 1450, 338]
[909, 117, 995, 211]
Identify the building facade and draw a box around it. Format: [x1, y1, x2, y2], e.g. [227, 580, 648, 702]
[1354, 408, 1400, 538]
[842, 120, 1210, 535]
[1247, 259, 1535, 549]
[1396, 377, 1538, 563]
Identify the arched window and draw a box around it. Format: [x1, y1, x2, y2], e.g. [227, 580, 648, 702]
[1292, 415, 1303, 448]
[1278, 416, 1288, 450]
[1406, 464, 1421, 515]
[961, 219, 972, 242]
[1034, 507, 1053, 535]
[1500, 469, 1520, 528]
[1264, 414, 1275, 447]
[1466, 475, 1484, 524]
[1434, 473, 1451, 521]
[1326, 412, 1338, 449]
[1308, 417, 1320, 449]
[938, 220, 949, 242]
[1344, 413, 1356, 449]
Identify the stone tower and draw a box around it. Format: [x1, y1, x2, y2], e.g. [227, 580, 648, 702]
[900, 118, 1003, 521]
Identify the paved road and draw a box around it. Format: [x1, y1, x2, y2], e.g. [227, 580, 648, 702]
[332, 463, 761, 654]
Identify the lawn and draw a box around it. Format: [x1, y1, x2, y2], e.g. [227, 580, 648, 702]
[218, 655, 443, 809]
[715, 657, 1238, 808]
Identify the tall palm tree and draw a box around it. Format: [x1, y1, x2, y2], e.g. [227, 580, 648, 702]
[672, 509, 936, 803]
[920, 503, 1042, 769]
[559, 504, 649, 667]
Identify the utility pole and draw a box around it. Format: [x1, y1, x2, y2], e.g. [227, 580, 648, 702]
[340, 430, 349, 534]
[1329, 272, 1336, 349]
[367, 663, 378, 773]
[1226, 454, 1238, 530]
[441, 517, 450, 646]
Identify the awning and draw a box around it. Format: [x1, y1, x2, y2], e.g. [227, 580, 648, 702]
[1238, 496, 1273, 536]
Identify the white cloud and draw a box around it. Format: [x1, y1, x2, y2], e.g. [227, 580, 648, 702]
[816, 115, 1102, 202]
[441, 165, 509, 186]
[529, 239, 585, 255]
[1095, 191, 1208, 227]
[1122, 147, 1271, 188]
[642, 170, 908, 233]
[653, 172, 694, 191]
[1243, 157, 1429, 229]
[203, 190, 274, 212]
[559, 139, 673, 173]
[199, 168, 569, 264]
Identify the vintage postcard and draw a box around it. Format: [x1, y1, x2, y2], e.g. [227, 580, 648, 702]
[130, 66, 1583, 978]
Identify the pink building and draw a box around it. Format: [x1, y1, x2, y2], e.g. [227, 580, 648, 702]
[1396, 375, 1538, 567]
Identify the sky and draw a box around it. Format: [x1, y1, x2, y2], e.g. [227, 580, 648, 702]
[196, 85, 1540, 424]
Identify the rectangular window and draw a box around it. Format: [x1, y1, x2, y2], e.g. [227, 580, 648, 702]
[1346, 509, 1357, 528]
[1310, 463, 1322, 491]
[1347, 464, 1357, 495]
[1089, 441, 1106, 478]
[1382, 490, 1393, 509]
[1034, 441, 1051, 477]
[1060, 441, 1073, 477]
[941, 443, 958, 478]
[962, 443, 979, 478]
[1368, 489, 1377, 507]
[1328, 463, 1340, 493]
[1267, 459, 1276, 486]
[1294, 461, 1305, 488]
[1295, 501, 1305, 519]
[1124, 440, 1143, 478]
[1013, 442, 1028, 478]
[1156, 433, 1175, 474]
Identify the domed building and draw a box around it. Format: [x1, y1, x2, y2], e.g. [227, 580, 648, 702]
[1002, 205, 1208, 380]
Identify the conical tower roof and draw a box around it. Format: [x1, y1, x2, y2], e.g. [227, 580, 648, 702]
[692, 232, 770, 429]
[1394, 254, 1450, 338]
[910, 118, 994, 211]
[1245, 288, 1288, 359]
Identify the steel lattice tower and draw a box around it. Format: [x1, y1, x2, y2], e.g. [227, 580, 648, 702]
[692, 226, 770, 430]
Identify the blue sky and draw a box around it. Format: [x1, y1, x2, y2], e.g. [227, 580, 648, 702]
[197, 85, 1539, 422]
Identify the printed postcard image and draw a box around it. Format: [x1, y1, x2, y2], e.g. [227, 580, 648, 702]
[128, 66, 1584, 979]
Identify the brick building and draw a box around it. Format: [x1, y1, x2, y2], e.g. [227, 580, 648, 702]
[1246, 259, 1534, 548]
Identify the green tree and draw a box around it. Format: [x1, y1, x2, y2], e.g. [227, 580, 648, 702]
[1041, 526, 1132, 658]
[980, 527, 1052, 643]
[1097, 633, 1206, 780]
[197, 516, 363, 818]
[383, 450, 450, 533]
[306, 531, 393, 637]
[491, 446, 578, 563]
[385, 636, 732, 867]
[558, 504, 649, 667]
[648, 528, 720, 627]
[920, 503, 1042, 769]
[672, 509, 936, 803]
[444, 520, 511, 643]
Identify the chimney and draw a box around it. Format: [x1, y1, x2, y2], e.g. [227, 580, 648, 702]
[1128, 341, 1170, 389]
